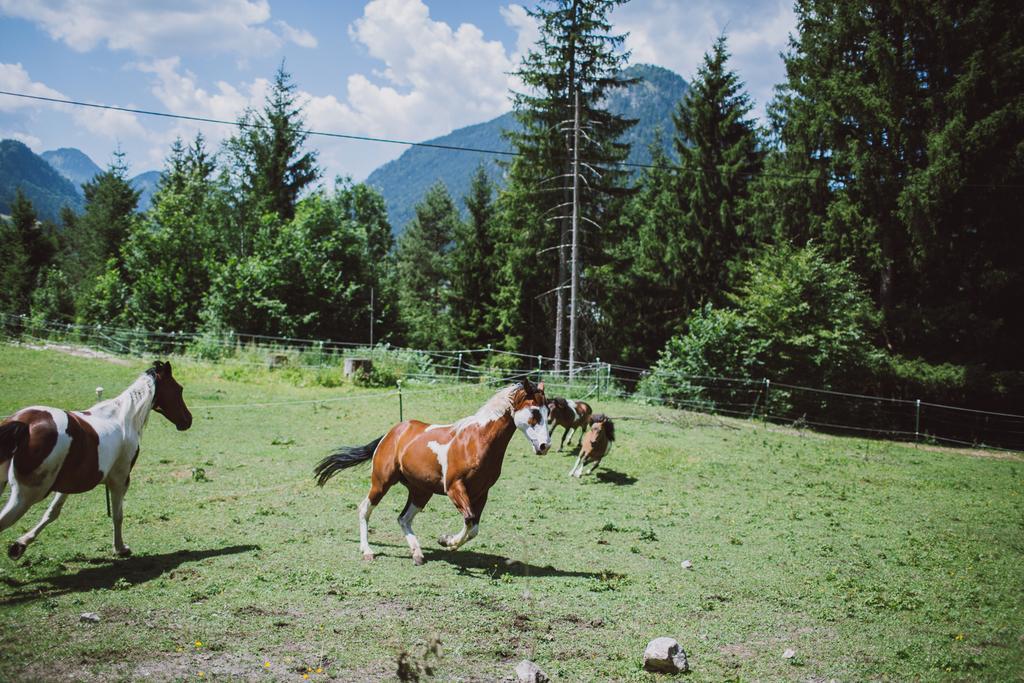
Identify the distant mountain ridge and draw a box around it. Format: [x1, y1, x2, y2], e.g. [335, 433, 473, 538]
[365, 63, 688, 232]
[40, 148, 102, 190]
[0, 142, 160, 220]
[0, 139, 83, 221]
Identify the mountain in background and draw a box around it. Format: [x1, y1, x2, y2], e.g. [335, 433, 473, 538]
[0, 143, 161, 219]
[129, 170, 160, 212]
[365, 63, 688, 232]
[0, 139, 84, 221]
[40, 147, 102, 192]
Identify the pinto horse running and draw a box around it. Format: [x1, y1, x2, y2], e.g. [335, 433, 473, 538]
[315, 379, 551, 565]
[569, 414, 615, 478]
[0, 361, 192, 559]
[546, 397, 593, 451]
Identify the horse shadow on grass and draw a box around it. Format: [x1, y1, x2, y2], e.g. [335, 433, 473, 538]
[0, 544, 260, 606]
[422, 547, 605, 580]
[592, 468, 638, 486]
[372, 543, 604, 581]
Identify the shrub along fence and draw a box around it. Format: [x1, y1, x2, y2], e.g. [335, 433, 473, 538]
[1, 312, 1021, 453]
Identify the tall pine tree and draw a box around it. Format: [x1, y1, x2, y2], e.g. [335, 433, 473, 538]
[497, 0, 635, 358]
[396, 183, 459, 349]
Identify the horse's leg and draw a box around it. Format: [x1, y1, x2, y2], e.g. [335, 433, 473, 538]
[0, 482, 43, 559]
[569, 453, 584, 477]
[398, 488, 432, 566]
[359, 451, 399, 561]
[12, 492, 68, 556]
[107, 476, 132, 557]
[559, 425, 572, 452]
[439, 480, 484, 550]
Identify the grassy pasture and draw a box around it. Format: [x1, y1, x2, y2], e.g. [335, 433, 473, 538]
[0, 344, 1022, 681]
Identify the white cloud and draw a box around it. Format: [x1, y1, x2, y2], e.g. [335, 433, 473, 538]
[0, 62, 147, 140]
[276, 20, 318, 49]
[0, 63, 65, 111]
[0, 0, 317, 57]
[0, 130, 42, 150]
[345, 0, 521, 137]
[615, 0, 795, 119]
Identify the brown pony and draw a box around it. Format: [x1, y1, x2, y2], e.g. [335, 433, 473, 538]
[569, 414, 615, 477]
[546, 397, 593, 451]
[315, 379, 551, 565]
[0, 361, 192, 559]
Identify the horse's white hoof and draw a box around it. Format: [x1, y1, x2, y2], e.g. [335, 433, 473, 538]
[413, 554, 425, 566]
[438, 535, 451, 547]
[115, 546, 132, 557]
[362, 552, 374, 561]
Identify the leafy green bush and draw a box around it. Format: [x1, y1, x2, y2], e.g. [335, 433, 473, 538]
[640, 244, 882, 415]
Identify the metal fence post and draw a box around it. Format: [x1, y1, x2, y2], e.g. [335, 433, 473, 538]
[915, 399, 921, 444]
[595, 357, 601, 398]
[763, 378, 771, 424]
[457, 353, 463, 382]
[536, 355, 542, 378]
[397, 379, 403, 422]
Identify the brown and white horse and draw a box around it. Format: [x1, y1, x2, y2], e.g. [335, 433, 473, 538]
[0, 361, 192, 559]
[569, 414, 615, 478]
[315, 379, 551, 565]
[546, 397, 593, 451]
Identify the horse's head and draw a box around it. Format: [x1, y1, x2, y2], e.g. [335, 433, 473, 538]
[590, 414, 615, 442]
[148, 361, 192, 431]
[512, 379, 551, 455]
[545, 397, 568, 422]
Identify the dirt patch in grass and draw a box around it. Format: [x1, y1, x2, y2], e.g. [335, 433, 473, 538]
[21, 342, 131, 366]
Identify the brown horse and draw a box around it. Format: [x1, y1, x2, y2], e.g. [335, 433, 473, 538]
[315, 379, 551, 565]
[0, 361, 192, 559]
[546, 397, 593, 451]
[569, 414, 615, 477]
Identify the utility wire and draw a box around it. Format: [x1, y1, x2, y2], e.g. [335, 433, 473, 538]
[5, 88, 1021, 188]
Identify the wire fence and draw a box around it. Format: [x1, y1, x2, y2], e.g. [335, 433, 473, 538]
[1, 312, 1021, 453]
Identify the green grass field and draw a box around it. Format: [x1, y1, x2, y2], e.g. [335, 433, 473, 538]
[0, 344, 1022, 681]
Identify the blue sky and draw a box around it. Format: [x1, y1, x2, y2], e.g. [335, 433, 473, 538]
[0, 0, 795, 182]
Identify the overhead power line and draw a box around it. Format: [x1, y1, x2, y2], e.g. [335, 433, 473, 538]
[1, 89, 1021, 189]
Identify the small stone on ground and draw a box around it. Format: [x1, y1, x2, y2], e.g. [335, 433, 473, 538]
[515, 659, 548, 682]
[643, 637, 689, 673]
[782, 648, 796, 659]
[681, 559, 693, 569]
[80, 612, 100, 623]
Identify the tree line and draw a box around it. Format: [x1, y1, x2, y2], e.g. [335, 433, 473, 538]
[1, 0, 1021, 409]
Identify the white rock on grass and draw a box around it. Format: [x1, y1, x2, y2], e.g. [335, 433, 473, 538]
[80, 612, 100, 623]
[643, 637, 689, 673]
[681, 560, 693, 569]
[782, 648, 796, 659]
[515, 659, 549, 683]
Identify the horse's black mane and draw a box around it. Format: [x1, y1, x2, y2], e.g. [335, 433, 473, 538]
[548, 396, 570, 411]
[591, 413, 615, 442]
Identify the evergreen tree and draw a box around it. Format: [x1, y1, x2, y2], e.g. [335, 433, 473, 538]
[449, 165, 499, 348]
[0, 190, 57, 314]
[768, 0, 1024, 367]
[395, 183, 459, 348]
[673, 36, 764, 305]
[335, 178, 397, 343]
[497, 0, 635, 357]
[226, 63, 320, 227]
[121, 134, 227, 331]
[595, 140, 688, 365]
[66, 150, 140, 290]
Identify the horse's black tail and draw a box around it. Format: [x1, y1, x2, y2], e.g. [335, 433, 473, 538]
[0, 421, 29, 461]
[314, 435, 384, 487]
